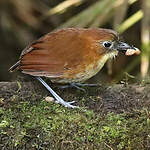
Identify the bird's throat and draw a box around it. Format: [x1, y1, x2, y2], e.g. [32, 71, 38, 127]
[85, 50, 118, 79]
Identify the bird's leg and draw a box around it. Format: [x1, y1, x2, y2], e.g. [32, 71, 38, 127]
[70, 83, 86, 92]
[72, 83, 99, 87]
[59, 83, 86, 92]
[59, 83, 99, 92]
[36, 77, 78, 108]
[58, 84, 73, 89]
[71, 83, 99, 92]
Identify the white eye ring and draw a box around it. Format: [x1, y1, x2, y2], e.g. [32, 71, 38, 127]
[102, 41, 112, 48]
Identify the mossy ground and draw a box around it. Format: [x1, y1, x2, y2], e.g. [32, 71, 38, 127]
[0, 80, 150, 150]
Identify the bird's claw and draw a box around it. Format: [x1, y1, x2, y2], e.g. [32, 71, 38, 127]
[58, 84, 86, 92]
[64, 102, 79, 108]
[68, 101, 76, 104]
[55, 100, 78, 108]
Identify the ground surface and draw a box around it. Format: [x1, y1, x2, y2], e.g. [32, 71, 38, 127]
[0, 80, 150, 150]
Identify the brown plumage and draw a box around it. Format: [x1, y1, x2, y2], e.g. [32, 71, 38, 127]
[9, 28, 119, 82]
[9, 28, 140, 108]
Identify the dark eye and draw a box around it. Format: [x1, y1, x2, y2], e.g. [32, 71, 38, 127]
[102, 41, 112, 48]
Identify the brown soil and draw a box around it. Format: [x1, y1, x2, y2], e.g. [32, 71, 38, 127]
[0, 80, 150, 114]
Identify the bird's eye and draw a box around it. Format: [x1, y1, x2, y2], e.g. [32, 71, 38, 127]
[102, 41, 112, 48]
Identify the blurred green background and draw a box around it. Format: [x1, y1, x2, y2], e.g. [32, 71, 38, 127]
[0, 0, 149, 82]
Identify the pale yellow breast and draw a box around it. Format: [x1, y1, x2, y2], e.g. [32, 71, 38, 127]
[74, 50, 118, 82]
[51, 50, 118, 83]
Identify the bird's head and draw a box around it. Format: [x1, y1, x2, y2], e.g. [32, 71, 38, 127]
[83, 28, 140, 58]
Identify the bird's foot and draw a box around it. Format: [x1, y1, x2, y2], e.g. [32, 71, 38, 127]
[59, 83, 86, 92]
[73, 83, 99, 87]
[55, 99, 78, 108]
[36, 77, 78, 108]
[59, 83, 99, 92]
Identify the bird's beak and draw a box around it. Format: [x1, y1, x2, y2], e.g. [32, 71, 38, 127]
[114, 41, 135, 52]
[114, 41, 140, 55]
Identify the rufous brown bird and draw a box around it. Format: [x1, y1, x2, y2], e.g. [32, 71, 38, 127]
[9, 28, 140, 108]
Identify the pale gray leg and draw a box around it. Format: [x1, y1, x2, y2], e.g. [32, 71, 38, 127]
[59, 83, 99, 92]
[59, 84, 86, 92]
[72, 83, 99, 87]
[36, 77, 78, 108]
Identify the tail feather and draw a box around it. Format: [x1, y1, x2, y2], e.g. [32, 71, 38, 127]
[9, 61, 20, 72]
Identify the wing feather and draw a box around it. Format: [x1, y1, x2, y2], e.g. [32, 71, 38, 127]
[20, 29, 85, 77]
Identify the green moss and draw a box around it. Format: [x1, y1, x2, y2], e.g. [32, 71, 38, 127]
[0, 99, 150, 150]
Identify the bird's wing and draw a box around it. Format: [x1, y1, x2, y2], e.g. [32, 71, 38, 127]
[19, 29, 87, 78]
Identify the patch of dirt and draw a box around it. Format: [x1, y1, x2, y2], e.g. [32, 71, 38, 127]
[87, 84, 150, 113]
[0, 81, 150, 113]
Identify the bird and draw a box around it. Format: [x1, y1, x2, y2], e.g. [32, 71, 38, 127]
[9, 28, 140, 108]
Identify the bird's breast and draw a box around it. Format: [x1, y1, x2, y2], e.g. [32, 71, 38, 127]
[52, 50, 118, 83]
[74, 50, 118, 82]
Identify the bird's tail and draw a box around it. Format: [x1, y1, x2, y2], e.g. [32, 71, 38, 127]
[8, 61, 20, 72]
